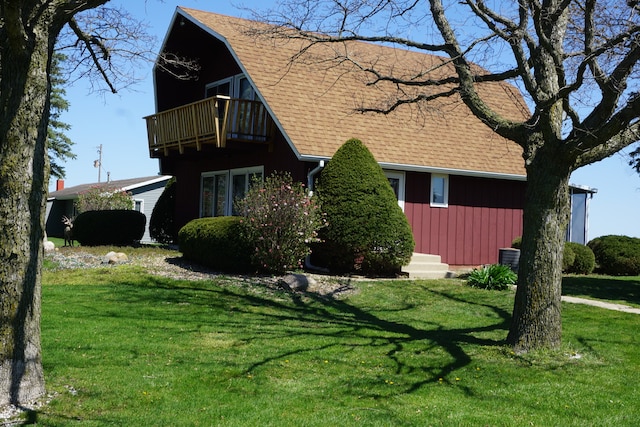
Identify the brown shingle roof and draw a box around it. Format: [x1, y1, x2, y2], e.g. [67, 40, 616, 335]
[180, 8, 528, 177]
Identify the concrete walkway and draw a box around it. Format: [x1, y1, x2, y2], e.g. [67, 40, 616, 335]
[562, 296, 640, 314]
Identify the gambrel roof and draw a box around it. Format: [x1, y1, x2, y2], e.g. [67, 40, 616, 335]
[174, 7, 528, 178]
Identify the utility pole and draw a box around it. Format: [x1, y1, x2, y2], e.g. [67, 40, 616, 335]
[94, 144, 102, 183]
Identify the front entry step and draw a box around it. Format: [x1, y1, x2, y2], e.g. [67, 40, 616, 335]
[401, 253, 455, 279]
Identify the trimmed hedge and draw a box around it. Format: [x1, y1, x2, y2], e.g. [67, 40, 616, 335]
[73, 210, 146, 246]
[588, 235, 640, 276]
[314, 138, 414, 276]
[562, 244, 576, 272]
[178, 217, 252, 273]
[565, 242, 595, 275]
[511, 236, 594, 274]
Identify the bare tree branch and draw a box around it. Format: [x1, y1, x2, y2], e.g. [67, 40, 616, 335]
[67, 16, 117, 93]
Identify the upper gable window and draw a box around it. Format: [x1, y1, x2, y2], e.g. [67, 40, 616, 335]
[430, 174, 449, 207]
[205, 77, 232, 98]
[205, 74, 255, 100]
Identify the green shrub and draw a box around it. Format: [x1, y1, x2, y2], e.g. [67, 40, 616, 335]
[314, 138, 414, 276]
[467, 264, 517, 291]
[235, 172, 325, 274]
[588, 235, 640, 276]
[511, 236, 522, 249]
[565, 242, 595, 274]
[178, 217, 251, 273]
[562, 243, 576, 273]
[73, 210, 146, 246]
[150, 177, 178, 244]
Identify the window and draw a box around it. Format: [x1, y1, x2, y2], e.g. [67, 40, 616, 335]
[201, 166, 263, 217]
[205, 77, 232, 98]
[205, 75, 258, 139]
[134, 199, 144, 213]
[205, 75, 255, 100]
[201, 172, 228, 217]
[430, 174, 449, 207]
[384, 171, 405, 211]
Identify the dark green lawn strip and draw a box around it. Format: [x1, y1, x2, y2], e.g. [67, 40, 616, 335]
[563, 275, 640, 307]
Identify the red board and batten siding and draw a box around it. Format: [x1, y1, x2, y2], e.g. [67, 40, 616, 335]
[404, 172, 525, 266]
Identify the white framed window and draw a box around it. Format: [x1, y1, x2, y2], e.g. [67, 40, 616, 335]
[134, 199, 144, 213]
[200, 166, 264, 217]
[430, 174, 449, 207]
[205, 75, 255, 100]
[384, 170, 406, 211]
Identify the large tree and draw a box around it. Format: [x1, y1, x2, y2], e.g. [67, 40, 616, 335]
[0, 0, 197, 407]
[257, 0, 640, 352]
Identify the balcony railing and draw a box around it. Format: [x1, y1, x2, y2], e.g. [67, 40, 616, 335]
[144, 96, 275, 157]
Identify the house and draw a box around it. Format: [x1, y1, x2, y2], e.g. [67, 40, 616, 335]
[144, 7, 593, 269]
[46, 176, 172, 243]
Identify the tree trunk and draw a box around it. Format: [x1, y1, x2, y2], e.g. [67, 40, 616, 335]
[507, 148, 571, 353]
[0, 25, 51, 406]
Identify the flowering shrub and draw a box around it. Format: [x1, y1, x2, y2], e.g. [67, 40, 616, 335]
[76, 185, 134, 213]
[236, 172, 325, 274]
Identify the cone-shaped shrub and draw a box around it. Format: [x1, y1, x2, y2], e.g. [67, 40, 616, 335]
[315, 138, 414, 275]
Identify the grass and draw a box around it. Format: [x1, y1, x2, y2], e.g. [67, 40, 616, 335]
[562, 274, 640, 308]
[28, 255, 640, 426]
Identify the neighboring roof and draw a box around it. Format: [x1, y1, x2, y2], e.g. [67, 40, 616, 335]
[569, 183, 598, 194]
[175, 8, 529, 178]
[48, 176, 172, 201]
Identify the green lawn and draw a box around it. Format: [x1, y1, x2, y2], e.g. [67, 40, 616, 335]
[31, 262, 640, 426]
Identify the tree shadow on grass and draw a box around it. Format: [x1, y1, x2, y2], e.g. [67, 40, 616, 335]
[109, 276, 513, 397]
[562, 275, 640, 306]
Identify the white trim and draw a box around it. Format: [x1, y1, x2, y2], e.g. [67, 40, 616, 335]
[384, 170, 406, 211]
[122, 175, 172, 192]
[297, 154, 527, 181]
[430, 174, 449, 208]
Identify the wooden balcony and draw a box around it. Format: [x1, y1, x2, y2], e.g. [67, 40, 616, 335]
[144, 96, 275, 158]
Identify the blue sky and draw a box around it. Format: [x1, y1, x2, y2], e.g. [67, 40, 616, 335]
[54, 0, 640, 239]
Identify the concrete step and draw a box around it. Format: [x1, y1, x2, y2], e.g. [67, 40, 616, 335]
[401, 253, 455, 279]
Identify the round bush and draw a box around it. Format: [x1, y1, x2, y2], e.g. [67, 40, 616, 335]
[150, 177, 178, 244]
[315, 138, 414, 276]
[73, 210, 146, 246]
[565, 242, 595, 275]
[588, 235, 640, 276]
[562, 243, 576, 273]
[178, 216, 251, 273]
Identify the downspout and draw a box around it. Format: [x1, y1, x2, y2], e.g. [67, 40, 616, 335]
[305, 160, 329, 273]
[307, 160, 325, 195]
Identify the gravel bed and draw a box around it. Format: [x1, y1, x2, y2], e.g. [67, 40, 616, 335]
[44, 249, 356, 297]
[46, 250, 355, 298]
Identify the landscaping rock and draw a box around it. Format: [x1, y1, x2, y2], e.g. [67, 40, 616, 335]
[102, 251, 129, 264]
[279, 273, 316, 292]
[43, 240, 55, 252]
